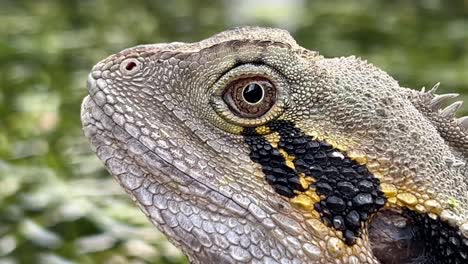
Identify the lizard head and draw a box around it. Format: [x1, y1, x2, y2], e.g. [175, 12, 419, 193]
[81, 27, 468, 264]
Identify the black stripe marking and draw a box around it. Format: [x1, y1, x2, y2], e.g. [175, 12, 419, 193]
[405, 210, 468, 263]
[243, 128, 306, 198]
[243, 120, 386, 245]
[268, 120, 386, 244]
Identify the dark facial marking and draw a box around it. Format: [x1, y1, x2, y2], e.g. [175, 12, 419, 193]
[243, 128, 305, 198]
[267, 120, 386, 244]
[243, 121, 386, 245]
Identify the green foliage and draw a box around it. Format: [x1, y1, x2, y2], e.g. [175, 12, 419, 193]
[0, 0, 467, 263]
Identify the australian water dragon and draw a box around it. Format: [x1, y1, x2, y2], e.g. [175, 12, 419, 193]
[81, 27, 468, 264]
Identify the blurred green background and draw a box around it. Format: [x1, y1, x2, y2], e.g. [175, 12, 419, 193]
[0, 0, 467, 263]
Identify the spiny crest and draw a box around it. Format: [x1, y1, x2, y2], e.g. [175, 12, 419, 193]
[423, 83, 468, 131]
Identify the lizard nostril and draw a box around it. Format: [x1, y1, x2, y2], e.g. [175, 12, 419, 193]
[120, 58, 141, 75]
[125, 61, 137, 71]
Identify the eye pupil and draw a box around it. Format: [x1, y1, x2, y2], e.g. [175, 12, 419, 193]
[242, 83, 264, 104]
[125, 61, 137, 71]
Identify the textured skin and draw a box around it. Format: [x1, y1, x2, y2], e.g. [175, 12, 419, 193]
[81, 27, 468, 263]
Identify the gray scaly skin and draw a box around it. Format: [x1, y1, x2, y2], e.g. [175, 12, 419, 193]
[81, 27, 468, 263]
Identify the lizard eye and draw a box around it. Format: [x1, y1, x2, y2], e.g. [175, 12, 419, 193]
[222, 77, 277, 118]
[210, 64, 288, 129]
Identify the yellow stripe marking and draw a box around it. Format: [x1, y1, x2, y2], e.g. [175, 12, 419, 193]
[279, 149, 295, 169]
[263, 132, 280, 148]
[255, 125, 271, 135]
